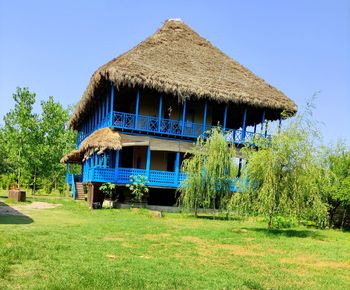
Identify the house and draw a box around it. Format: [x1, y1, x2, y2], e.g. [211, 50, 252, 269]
[61, 19, 297, 206]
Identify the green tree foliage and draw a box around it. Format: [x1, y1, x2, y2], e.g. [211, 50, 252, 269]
[319, 142, 350, 228]
[0, 87, 76, 193]
[127, 175, 149, 203]
[234, 105, 329, 228]
[179, 128, 237, 217]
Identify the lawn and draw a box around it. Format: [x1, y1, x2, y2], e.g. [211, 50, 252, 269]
[0, 195, 349, 290]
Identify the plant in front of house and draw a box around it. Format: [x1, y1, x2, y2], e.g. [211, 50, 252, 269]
[99, 182, 116, 209]
[127, 175, 149, 206]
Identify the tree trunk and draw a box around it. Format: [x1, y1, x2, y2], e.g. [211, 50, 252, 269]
[341, 208, 347, 230]
[32, 167, 37, 195]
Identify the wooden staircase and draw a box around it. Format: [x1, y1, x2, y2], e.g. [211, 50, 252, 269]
[75, 182, 85, 200]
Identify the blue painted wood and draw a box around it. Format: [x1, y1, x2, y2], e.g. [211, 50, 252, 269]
[98, 97, 101, 124]
[146, 146, 151, 177]
[261, 111, 265, 133]
[242, 108, 247, 140]
[174, 152, 180, 185]
[135, 89, 140, 129]
[181, 98, 187, 135]
[110, 83, 115, 126]
[106, 93, 109, 121]
[115, 150, 120, 177]
[223, 104, 228, 130]
[278, 118, 282, 131]
[254, 123, 257, 134]
[158, 95, 163, 132]
[102, 98, 105, 120]
[103, 151, 107, 168]
[203, 101, 207, 131]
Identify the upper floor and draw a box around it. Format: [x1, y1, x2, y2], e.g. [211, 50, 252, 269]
[76, 84, 273, 148]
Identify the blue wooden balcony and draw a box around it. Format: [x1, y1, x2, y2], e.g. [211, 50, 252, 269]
[82, 166, 186, 188]
[77, 110, 270, 147]
[78, 166, 239, 192]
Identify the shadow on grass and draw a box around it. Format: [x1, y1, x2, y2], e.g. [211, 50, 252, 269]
[244, 227, 324, 239]
[0, 201, 34, 224]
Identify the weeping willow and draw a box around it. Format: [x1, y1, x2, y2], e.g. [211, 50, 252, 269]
[179, 128, 237, 217]
[233, 104, 329, 228]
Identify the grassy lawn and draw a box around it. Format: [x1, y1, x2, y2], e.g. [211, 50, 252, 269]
[0, 195, 349, 289]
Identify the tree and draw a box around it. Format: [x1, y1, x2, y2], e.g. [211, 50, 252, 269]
[320, 142, 350, 228]
[179, 127, 237, 217]
[233, 104, 328, 228]
[99, 182, 116, 208]
[2, 87, 38, 188]
[127, 175, 149, 204]
[39, 97, 76, 193]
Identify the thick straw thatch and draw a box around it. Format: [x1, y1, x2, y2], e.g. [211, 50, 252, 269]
[80, 128, 122, 159]
[60, 150, 83, 164]
[69, 19, 297, 129]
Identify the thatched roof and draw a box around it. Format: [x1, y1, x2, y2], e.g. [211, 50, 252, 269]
[69, 19, 297, 129]
[80, 128, 122, 159]
[60, 150, 83, 164]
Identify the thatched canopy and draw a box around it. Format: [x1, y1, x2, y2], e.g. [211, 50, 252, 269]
[80, 128, 122, 159]
[60, 150, 83, 164]
[69, 19, 297, 130]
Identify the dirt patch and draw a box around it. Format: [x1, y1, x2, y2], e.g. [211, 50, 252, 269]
[106, 254, 118, 260]
[214, 243, 263, 256]
[281, 255, 350, 270]
[143, 233, 172, 241]
[103, 237, 125, 241]
[0, 202, 61, 216]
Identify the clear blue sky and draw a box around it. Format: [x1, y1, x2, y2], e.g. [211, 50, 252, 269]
[0, 0, 349, 144]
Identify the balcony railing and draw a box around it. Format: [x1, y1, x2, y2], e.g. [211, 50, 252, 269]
[80, 166, 238, 191]
[77, 110, 270, 147]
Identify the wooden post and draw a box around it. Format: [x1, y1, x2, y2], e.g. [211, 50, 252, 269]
[278, 118, 282, 132]
[103, 151, 107, 168]
[203, 100, 207, 132]
[253, 123, 257, 134]
[98, 96, 101, 124]
[223, 104, 228, 130]
[181, 97, 187, 135]
[237, 158, 242, 178]
[146, 146, 151, 178]
[115, 150, 120, 181]
[174, 152, 180, 186]
[242, 108, 247, 141]
[158, 95, 163, 132]
[110, 82, 115, 126]
[261, 111, 265, 133]
[135, 89, 140, 129]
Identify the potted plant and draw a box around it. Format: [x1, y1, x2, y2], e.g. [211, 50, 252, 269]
[99, 183, 117, 209]
[127, 175, 149, 207]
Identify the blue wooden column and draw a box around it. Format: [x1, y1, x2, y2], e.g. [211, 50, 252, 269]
[110, 83, 115, 126]
[253, 123, 257, 134]
[174, 152, 180, 186]
[261, 111, 265, 133]
[135, 89, 140, 129]
[278, 118, 282, 132]
[242, 108, 247, 142]
[223, 104, 228, 130]
[146, 146, 151, 178]
[103, 151, 107, 168]
[98, 96, 101, 124]
[158, 95, 163, 132]
[203, 100, 207, 132]
[181, 98, 187, 135]
[115, 150, 120, 181]
[102, 98, 105, 122]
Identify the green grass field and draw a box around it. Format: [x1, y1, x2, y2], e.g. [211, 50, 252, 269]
[0, 195, 349, 290]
